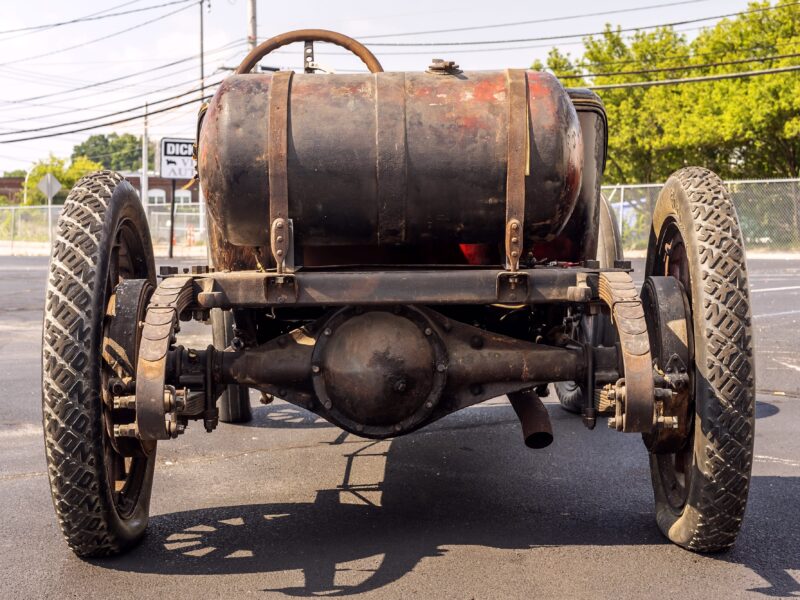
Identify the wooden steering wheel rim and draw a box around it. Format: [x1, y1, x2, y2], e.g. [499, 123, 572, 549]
[235, 29, 384, 74]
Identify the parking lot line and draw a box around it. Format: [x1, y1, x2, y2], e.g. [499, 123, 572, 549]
[753, 309, 800, 319]
[751, 285, 800, 293]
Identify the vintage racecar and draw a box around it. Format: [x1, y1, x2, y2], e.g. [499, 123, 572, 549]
[42, 30, 754, 556]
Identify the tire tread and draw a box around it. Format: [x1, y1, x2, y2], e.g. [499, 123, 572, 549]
[667, 167, 755, 552]
[42, 171, 126, 557]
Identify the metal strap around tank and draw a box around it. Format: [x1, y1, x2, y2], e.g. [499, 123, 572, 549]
[268, 70, 293, 273]
[135, 276, 195, 440]
[598, 271, 655, 432]
[375, 72, 407, 244]
[504, 69, 529, 272]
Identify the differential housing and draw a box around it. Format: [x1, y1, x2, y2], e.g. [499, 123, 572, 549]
[311, 306, 448, 438]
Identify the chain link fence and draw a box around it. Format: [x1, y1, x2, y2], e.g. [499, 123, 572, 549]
[602, 178, 800, 253]
[1, 178, 799, 257]
[143, 203, 207, 258]
[0, 202, 208, 257]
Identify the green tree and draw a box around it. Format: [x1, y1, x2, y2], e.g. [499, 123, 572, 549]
[683, 0, 800, 178]
[2, 169, 26, 177]
[532, 48, 585, 82]
[23, 154, 104, 205]
[533, 0, 800, 182]
[71, 133, 155, 172]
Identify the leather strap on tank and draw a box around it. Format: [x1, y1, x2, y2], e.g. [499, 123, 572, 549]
[375, 72, 407, 244]
[268, 70, 293, 273]
[504, 69, 529, 272]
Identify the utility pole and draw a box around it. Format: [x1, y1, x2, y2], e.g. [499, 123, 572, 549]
[247, 0, 257, 51]
[141, 102, 149, 204]
[200, 0, 205, 100]
[22, 165, 31, 204]
[169, 179, 177, 259]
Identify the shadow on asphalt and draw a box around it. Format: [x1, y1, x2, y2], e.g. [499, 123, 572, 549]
[755, 400, 780, 419]
[95, 404, 799, 598]
[736, 474, 800, 598]
[245, 402, 336, 429]
[239, 397, 781, 429]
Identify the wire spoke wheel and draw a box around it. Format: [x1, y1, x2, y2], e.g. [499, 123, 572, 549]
[100, 221, 155, 518]
[648, 222, 694, 510]
[211, 308, 253, 424]
[645, 167, 755, 552]
[43, 171, 157, 557]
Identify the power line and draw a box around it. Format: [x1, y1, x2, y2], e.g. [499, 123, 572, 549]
[273, 24, 707, 58]
[0, 43, 244, 119]
[0, 93, 213, 144]
[279, 37, 797, 62]
[0, 65, 239, 127]
[0, 65, 95, 89]
[0, 72, 221, 124]
[588, 64, 800, 89]
[356, 0, 717, 39]
[0, 77, 225, 136]
[0, 2, 196, 67]
[3, 143, 152, 169]
[1, 39, 244, 105]
[72, 146, 152, 162]
[579, 41, 800, 68]
[144, 101, 203, 130]
[3, 73, 209, 116]
[5, 61, 800, 145]
[0, 0, 192, 37]
[557, 51, 800, 80]
[21, 57, 188, 65]
[0, 69, 205, 114]
[0, 52, 293, 127]
[362, 1, 800, 46]
[0, 1, 143, 41]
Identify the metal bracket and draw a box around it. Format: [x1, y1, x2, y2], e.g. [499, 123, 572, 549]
[427, 58, 462, 75]
[270, 217, 293, 273]
[496, 271, 528, 303]
[581, 342, 596, 429]
[566, 283, 592, 303]
[505, 219, 523, 272]
[265, 273, 298, 305]
[304, 40, 315, 73]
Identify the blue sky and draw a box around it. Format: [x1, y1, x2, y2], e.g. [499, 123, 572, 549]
[0, 0, 753, 172]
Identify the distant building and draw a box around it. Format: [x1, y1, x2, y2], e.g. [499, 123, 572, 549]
[0, 177, 24, 203]
[121, 173, 201, 205]
[0, 174, 199, 205]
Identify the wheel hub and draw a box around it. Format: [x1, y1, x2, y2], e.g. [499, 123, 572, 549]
[641, 275, 693, 453]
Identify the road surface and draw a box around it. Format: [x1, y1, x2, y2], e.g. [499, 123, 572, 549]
[1, 256, 798, 599]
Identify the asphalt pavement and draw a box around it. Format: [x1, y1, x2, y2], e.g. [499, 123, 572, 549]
[1, 255, 798, 599]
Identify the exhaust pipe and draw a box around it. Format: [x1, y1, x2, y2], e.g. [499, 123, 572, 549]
[508, 389, 553, 449]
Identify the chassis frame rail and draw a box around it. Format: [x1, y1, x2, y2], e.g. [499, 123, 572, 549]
[189, 265, 632, 308]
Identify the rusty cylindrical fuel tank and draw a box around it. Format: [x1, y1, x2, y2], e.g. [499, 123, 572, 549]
[199, 70, 582, 254]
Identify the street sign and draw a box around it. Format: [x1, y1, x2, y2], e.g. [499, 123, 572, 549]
[37, 172, 61, 200]
[159, 137, 195, 179]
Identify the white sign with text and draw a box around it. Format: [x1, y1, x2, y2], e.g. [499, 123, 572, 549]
[159, 138, 194, 179]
